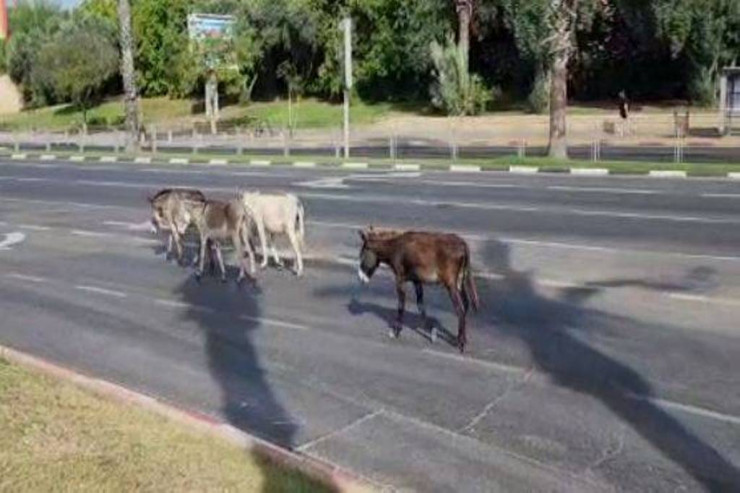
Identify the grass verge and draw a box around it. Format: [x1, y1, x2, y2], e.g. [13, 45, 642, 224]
[0, 357, 335, 492]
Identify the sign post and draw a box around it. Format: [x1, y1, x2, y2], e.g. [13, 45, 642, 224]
[340, 17, 352, 158]
[187, 13, 236, 135]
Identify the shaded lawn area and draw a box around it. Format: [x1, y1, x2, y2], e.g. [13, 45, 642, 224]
[0, 357, 335, 493]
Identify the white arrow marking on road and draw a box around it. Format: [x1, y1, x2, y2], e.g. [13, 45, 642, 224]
[0, 232, 26, 250]
[296, 171, 422, 189]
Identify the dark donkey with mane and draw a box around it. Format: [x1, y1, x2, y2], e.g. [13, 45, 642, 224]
[357, 228, 479, 352]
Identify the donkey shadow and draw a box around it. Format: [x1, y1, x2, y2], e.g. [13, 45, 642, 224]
[347, 295, 459, 347]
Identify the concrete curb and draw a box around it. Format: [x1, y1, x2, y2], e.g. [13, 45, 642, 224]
[570, 167, 609, 176]
[0, 344, 377, 493]
[649, 170, 687, 178]
[4, 151, 740, 180]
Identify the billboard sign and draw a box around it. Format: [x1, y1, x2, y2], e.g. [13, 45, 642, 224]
[187, 13, 235, 41]
[187, 13, 237, 70]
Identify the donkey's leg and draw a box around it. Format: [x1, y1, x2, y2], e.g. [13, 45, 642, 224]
[414, 281, 435, 342]
[287, 228, 303, 276]
[449, 287, 467, 353]
[214, 241, 227, 282]
[269, 234, 284, 268]
[256, 219, 269, 269]
[196, 234, 208, 281]
[240, 226, 257, 276]
[391, 282, 406, 339]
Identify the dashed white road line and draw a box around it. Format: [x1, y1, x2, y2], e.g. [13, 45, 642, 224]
[17, 224, 51, 231]
[238, 314, 309, 331]
[71, 229, 115, 238]
[74, 285, 128, 298]
[5, 273, 48, 283]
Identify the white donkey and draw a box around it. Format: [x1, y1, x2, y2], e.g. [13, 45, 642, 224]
[240, 191, 305, 276]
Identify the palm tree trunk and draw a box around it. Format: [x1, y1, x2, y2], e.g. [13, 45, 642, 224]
[118, 0, 139, 152]
[456, 0, 472, 70]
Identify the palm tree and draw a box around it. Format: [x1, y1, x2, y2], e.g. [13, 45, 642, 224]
[455, 0, 473, 69]
[118, 0, 139, 152]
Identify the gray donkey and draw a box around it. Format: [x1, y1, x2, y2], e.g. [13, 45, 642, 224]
[186, 198, 257, 284]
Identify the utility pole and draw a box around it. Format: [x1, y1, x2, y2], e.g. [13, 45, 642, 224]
[118, 0, 140, 152]
[340, 16, 352, 158]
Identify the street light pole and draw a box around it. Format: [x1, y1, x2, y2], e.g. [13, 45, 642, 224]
[340, 16, 352, 159]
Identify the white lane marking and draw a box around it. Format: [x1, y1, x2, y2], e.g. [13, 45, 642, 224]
[5, 272, 47, 283]
[237, 314, 309, 331]
[134, 157, 152, 164]
[15, 177, 49, 182]
[0, 232, 26, 250]
[668, 293, 740, 307]
[297, 177, 349, 189]
[250, 159, 271, 166]
[71, 229, 114, 238]
[209, 159, 228, 165]
[100, 156, 118, 163]
[548, 186, 662, 195]
[301, 191, 740, 225]
[169, 158, 189, 164]
[103, 220, 155, 232]
[309, 219, 740, 263]
[727, 172, 740, 180]
[17, 224, 51, 231]
[40, 154, 57, 161]
[624, 392, 740, 426]
[11, 153, 27, 160]
[0, 196, 126, 210]
[154, 299, 191, 309]
[649, 170, 687, 178]
[702, 193, 740, 199]
[294, 161, 317, 168]
[74, 285, 127, 298]
[69, 155, 85, 162]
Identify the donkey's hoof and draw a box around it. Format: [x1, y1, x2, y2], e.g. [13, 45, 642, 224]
[429, 327, 438, 344]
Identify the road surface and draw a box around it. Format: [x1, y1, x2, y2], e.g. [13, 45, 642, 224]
[0, 159, 739, 491]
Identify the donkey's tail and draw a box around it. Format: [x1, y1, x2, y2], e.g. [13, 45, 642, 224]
[296, 199, 305, 249]
[462, 244, 479, 311]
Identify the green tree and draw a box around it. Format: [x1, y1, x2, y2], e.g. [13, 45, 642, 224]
[132, 0, 190, 96]
[430, 35, 491, 115]
[6, 0, 65, 105]
[33, 18, 119, 125]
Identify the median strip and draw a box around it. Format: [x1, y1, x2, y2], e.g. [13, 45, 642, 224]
[100, 156, 118, 163]
[450, 164, 481, 173]
[509, 165, 539, 174]
[40, 154, 57, 161]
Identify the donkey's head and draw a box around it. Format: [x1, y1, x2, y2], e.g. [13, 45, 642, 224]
[357, 229, 380, 284]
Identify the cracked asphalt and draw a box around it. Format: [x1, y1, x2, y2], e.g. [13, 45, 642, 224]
[0, 158, 739, 491]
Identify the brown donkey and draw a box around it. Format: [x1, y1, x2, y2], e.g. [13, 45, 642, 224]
[357, 228, 479, 352]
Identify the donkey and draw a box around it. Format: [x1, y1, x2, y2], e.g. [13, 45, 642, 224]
[148, 188, 206, 263]
[239, 191, 305, 276]
[357, 228, 479, 353]
[188, 199, 257, 284]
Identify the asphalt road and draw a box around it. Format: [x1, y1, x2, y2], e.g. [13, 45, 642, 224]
[0, 159, 739, 492]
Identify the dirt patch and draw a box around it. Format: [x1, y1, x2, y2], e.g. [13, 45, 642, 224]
[0, 75, 22, 115]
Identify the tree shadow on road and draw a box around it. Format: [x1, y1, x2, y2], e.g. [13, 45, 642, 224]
[477, 238, 739, 491]
[175, 271, 336, 493]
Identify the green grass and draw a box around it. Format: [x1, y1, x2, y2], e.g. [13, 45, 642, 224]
[0, 97, 192, 131]
[0, 96, 418, 132]
[0, 357, 338, 493]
